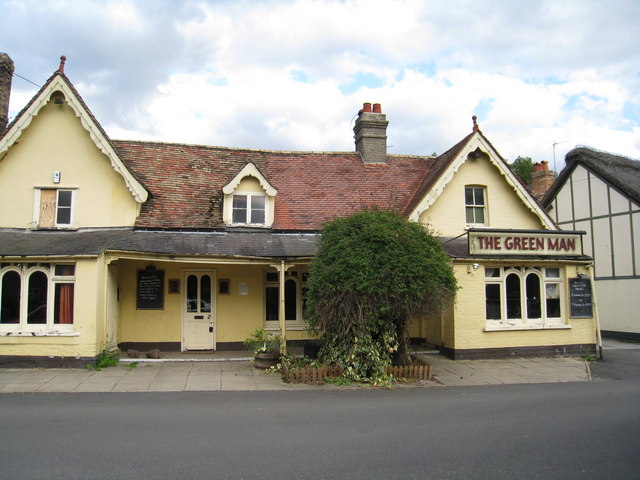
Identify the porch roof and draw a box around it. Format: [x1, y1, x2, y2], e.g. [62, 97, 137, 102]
[0, 229, 319, 260]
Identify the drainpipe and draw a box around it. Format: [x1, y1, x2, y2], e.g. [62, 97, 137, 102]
[586, 263, 603, 360]
[279, 260, 287, 355]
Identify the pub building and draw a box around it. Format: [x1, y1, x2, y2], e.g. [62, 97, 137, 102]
[0, 54, 599, 366]
[420, 228, 599, 359]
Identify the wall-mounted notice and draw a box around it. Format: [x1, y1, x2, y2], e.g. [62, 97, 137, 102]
[137, 269, 165, 310]
[569, 277, 593, 318]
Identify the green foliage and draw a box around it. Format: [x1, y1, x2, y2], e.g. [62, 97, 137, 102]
[324, 376, 352, 386]
[306, 209, 457, 383]
[243, 328, 282, 354]
[86, 349, 120, 370]
[510, 156, 534, 186]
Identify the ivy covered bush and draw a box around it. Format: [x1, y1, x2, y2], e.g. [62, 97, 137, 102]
[306, 210, 457, 384]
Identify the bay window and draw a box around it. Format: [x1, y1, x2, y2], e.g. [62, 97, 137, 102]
[484, 266, 564, 330]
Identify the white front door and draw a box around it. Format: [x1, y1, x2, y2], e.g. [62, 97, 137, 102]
[183, 271, 216, 350]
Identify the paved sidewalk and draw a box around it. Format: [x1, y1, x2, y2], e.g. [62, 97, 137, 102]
[0, 353, 591, 393]
[427, 355, 590, 386]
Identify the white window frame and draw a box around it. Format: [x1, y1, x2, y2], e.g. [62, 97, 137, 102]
[465, 185, 487, 226]
[231, 191, 268, 226]
[33, 187, 77, 229]
[0, 263, 76, 334]
[264, 270, 309, 330]
[484, 266, 567, 331]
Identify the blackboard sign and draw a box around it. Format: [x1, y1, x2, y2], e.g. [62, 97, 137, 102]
[137, 269, 164, 310]
[569, 277, 593, 318]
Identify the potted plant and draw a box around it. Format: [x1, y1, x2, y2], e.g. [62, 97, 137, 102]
[244, 328, 282, 369]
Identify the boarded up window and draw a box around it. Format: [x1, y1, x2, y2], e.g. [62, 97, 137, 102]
[39, 189, 57, 228]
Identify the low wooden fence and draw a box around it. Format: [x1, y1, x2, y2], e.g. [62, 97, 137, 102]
[282, 363, 432, 384]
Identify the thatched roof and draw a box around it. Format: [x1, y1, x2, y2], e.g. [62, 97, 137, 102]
[542, 147, 640, 207]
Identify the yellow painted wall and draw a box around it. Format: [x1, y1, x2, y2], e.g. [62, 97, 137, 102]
[237, 177, 264, 193]
[449, 262, 596, 351]
[0, 99, 139, 229]
[0, 258, 105, 357]
[419, 155, 545, 237]
[117, 260, 313, 347]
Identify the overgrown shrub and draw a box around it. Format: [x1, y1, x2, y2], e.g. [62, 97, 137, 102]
[306, 210, 457, 383]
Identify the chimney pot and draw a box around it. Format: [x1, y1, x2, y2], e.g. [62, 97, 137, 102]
[58, 55, 66, 74]
[353, 101, 389, 164]
[472, 115, 479, 132]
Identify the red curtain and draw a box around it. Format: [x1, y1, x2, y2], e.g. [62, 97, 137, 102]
[56, 284, 74, 324]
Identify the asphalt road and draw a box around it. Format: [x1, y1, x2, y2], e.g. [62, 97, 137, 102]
[1, 349, 639, 480]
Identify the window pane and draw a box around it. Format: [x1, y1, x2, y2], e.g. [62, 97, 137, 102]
[474, 188, 484, 206]
[466, 207, 475, 223]
[546, 283, 561, 317]
[485, 284, 501, 320]
[57, 191, 72, 207]
[57, 206, 71, 225]
[506, 273, 521, 319]
[186, 275, 198, 312]
[465, 188, 473, 205]
[485, 268, 500, 278]
[265, 286, 279, 321]
[302, 286, 309, 320]
[265, 272, 279, 283]
[54, 283, 74, 324]
[57, 191, 72, 225]
[545, 268, 560, 278]
[27, 271, 48, 324]
[526, 274, 541, 319]
[474, 207, 485, 223]
[55, 264, 75, 276]
[1, 271, 21, 324]
[201, 275, 211, 312]
[233, 195, 247, 208]
[232, 195, 247, 224]
[285, 279, 296, 321]
[251, 195, 265, 209]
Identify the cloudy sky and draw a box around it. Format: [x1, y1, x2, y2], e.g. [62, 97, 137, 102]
[2, 0, 639, 170]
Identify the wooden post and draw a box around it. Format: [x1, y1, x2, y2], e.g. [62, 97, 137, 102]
[279, 260, 287, 356]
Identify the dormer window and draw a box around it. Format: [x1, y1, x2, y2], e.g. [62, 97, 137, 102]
[223, 163, 277, 228]
[232, 193, 266, 225]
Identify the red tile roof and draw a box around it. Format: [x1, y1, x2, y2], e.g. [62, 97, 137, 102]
[114, 140, 437, 231]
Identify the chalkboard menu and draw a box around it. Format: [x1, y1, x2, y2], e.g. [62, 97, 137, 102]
[137, 269, 164, 310]
[569, 277, 593, 318]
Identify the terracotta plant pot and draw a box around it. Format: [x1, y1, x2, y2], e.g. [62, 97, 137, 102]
[254, 352, 280, 369]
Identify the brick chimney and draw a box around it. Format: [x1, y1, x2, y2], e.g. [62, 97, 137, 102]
[353, 102, 389, 164]
[0, 53, 14, 133]
[531, 161, 555, 201]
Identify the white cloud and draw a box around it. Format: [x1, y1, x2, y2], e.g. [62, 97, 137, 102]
[3, 0, 639, 169]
